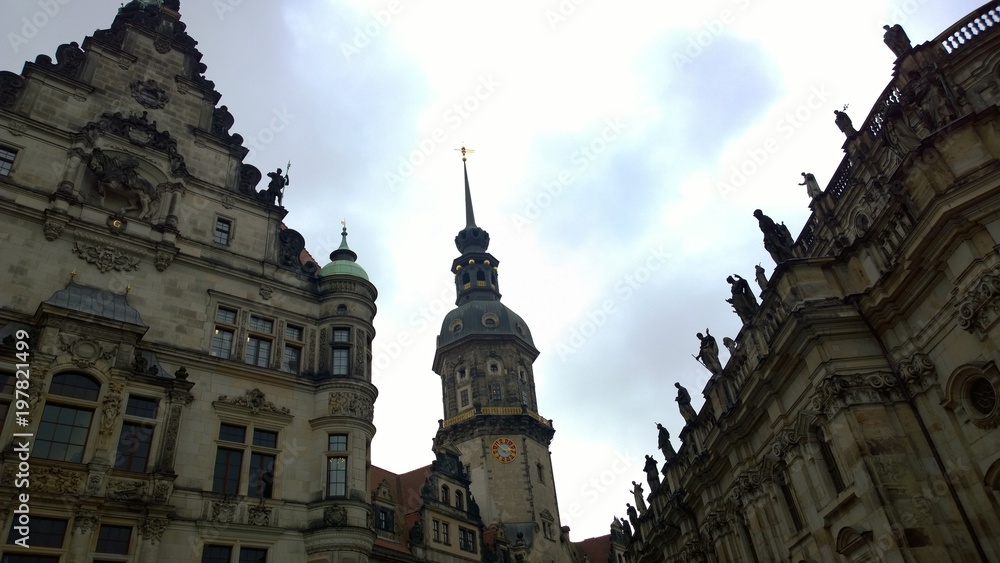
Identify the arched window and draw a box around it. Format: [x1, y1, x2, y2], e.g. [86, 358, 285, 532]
[36, 372, 100, 463]
[455, 490, 464, 510]
[441, 485, 450, 504]
[814, 426, 845, 493]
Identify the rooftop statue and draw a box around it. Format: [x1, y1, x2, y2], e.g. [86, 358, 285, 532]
[834, 109, 857, 137]
[675, 382, 697, 424]
[631, 481, 647, 515]
[265, 166, 289, 206]
[726, 274, 759, 324]
[695, 329, 723, 375]
[799, 172, 822, 199]
[656, 422, 676, 461]
[755, 264, 768, 293]
[883, 24, 912, 58]
[754, 209, 795, 263]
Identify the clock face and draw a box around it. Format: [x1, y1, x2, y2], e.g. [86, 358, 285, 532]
[492, 437, 517, 463]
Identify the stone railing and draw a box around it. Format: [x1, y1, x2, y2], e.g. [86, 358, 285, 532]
[940, 2, 1000, 54]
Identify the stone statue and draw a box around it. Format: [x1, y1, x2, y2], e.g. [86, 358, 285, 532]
[626, 503, 639, 530]
[265, 167, 289, 206]
[754, 209, 795, 263]
[695, 330, 723, 375]
[643, 455, 660, 492]
[621, 517, 633, 541]
[834, 109, 857, 137]
[722, 337, 737, 355]
[882, 24, 911, 58]
[631, 481, 647, 515]
[754, 264, 768, 293]
[904, 69, 952, 130]
[726, 274, 759, 324]
[675, 382, 697, 424]
[656, 422, 676, 461]
[799, 172, 822, 199]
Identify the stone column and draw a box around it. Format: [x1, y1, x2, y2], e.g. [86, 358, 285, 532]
[67, 512, 99, 563]
[137, 517, 168, 563]
[155, 379, 193, 474]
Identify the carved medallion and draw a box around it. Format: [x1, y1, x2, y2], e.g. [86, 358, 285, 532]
[130, 78, 170, 109]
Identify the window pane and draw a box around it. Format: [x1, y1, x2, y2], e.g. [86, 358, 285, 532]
[0, 146, 15, 176]
[285, 325, 303, 341]
[332, 348, 349, 375]
[219, 424, 246, 443]
[333, 328, 349, 342]
[212, 449, 243, 495]
[213, 219, 232, 245]
[248, 453, 275, 498]
[328, 434, 347, 451]
[96, 524, 132, 554]
[245, 337, 271, 367]
[125, 395, 159, 418]
[114, 421, 153, 472]
[48, 373, 100, 401]
[327, 457, 347, 497]
[282, 346, 301, 374]
[211, 329, 234, 359]
[201, 544, 233, 563]
[252, 429, 278, 448]
[215, 307, 237, 324]
[239, 547, 268, 563]
[249, 316, 273, 333]
[6, 517, 67, 548]
[35, 404, 92, 462]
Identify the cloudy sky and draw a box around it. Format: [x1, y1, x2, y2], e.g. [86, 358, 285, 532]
[2, 0, 987, 539]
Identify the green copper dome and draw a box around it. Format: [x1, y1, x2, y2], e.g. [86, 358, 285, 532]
[319, 227, 369, 280]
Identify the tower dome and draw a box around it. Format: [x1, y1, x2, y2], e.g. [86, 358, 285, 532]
[319, 226, 369, 280]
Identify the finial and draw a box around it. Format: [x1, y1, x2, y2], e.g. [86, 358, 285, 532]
[70, 270, 76, 279]
[126, 283, 132, 293]
[341, 219, 347, 236]
[455, 146, 475, 162]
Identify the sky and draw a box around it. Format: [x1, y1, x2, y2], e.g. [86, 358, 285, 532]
[1, 0, 988, 540]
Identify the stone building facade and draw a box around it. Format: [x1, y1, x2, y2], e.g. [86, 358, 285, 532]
[0, 2, 620, 563]
[624, 4, 1000, 562]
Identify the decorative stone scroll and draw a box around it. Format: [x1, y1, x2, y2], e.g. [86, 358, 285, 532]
[72, 233, 143, 273]
[217, 388, 290, 415]
[139, 517, 168, 544]
[956, 266, 1000, 334]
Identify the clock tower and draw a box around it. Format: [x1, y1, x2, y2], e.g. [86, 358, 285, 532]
[433, 152, 573, 563]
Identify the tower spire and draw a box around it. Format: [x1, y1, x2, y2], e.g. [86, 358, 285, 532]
[453, 147, 489, 254]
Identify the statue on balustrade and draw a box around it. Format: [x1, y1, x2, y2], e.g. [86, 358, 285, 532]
[882, 24, 912, 58]
[726, 274, 759, 324]
[656, 422, 676, 461]
[644, 455, 661, 492]
[695, 330, 723, 375]
[675, 382, 698, 424]
[754, 209, 795, 263]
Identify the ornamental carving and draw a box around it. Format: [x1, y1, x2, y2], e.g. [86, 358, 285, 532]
[897, 353, 936, 390]
[211, 499, 236, 523]
[0, 71, 26, 109]
[73, 239, 141, 273]
[248, 504, 271, 526]
[139, 517, 168, 544]
[323, 505, 347, 527]
[152, 480, 171, 503]
[956, 266, 1000, 334]
[277, 228, 318, 274]
[99, 379, 127, 439]
[259, 285, 274, 300]
[86, 474, 103, 495]
[217, 388, 290, 415]
[87, 148, 165, 220]
[79, 111, 189, 177]
[58, 333, 118, 368]
[34, 465, 84, 494]
[43, 219, 65, 241]
[329, 391, 373, 422]
[153, 250, 174, 272]
[34, 42, 85, 79]
[811, 371, 905, 414]
[131, 79, 170, 109]
[107, 479, 146, 501]
[73, 511, 100, 534]
[153, 35, 171, 54]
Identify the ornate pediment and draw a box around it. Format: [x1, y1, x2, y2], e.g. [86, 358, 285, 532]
[217, 388, 290, 415]
[80, 112, 188, 177]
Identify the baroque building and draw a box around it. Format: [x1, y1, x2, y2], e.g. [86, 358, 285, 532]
[624, 4, 1000, 563]
[0, 2, 617, 563]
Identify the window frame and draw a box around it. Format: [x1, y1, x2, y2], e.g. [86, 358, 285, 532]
[0, 144, 18, 177]
[281, 324, 304, 374]
[35, 373, 101, 464]
[113, 394, 160, 473]
[213, 217, 233, 246]
[244, 315, 274, 368]
[326, 433, 349, 498]
[211, 422, 281, 498]
[331, 327, 351, 376]
[211, 307, 238, 359]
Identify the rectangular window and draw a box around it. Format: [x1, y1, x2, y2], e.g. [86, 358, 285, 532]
[328, 434, 347, 451]
[213, 218, 232, 245]
[219, 423, 247, 443]
[213, 448, 243, 495]
[253, 429, 278, 448]
[490, 384, 502, 402]
[245, 336, 271, 367]
[201, 545, 233, 563]
[114, 420, 153, 472]
[216, 308, 237, 324]
[441, 522, 450, 545]
[376, 506, 394, 532]
[95, 524, 132, 554]
[333, 329, 350, 342]
[285, 325, 303, 341]
[35, 404, 93, 462]
[460, 389, 469, 407]
[432, 519, 440, 542]
[460, 527, 477, 552]
[239, 547, 268, 563]
[211, 329, 234, 359]
[282, 346, 301, 374]
[248, 315, 274, 333]
[248, 452, 275, 498]
[327, 457, 347, 497]
[125, 395, 158, 418]
[5, 517, 67, 548]
[332, 348, 349, 376]
[0, 146, 16, 176]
